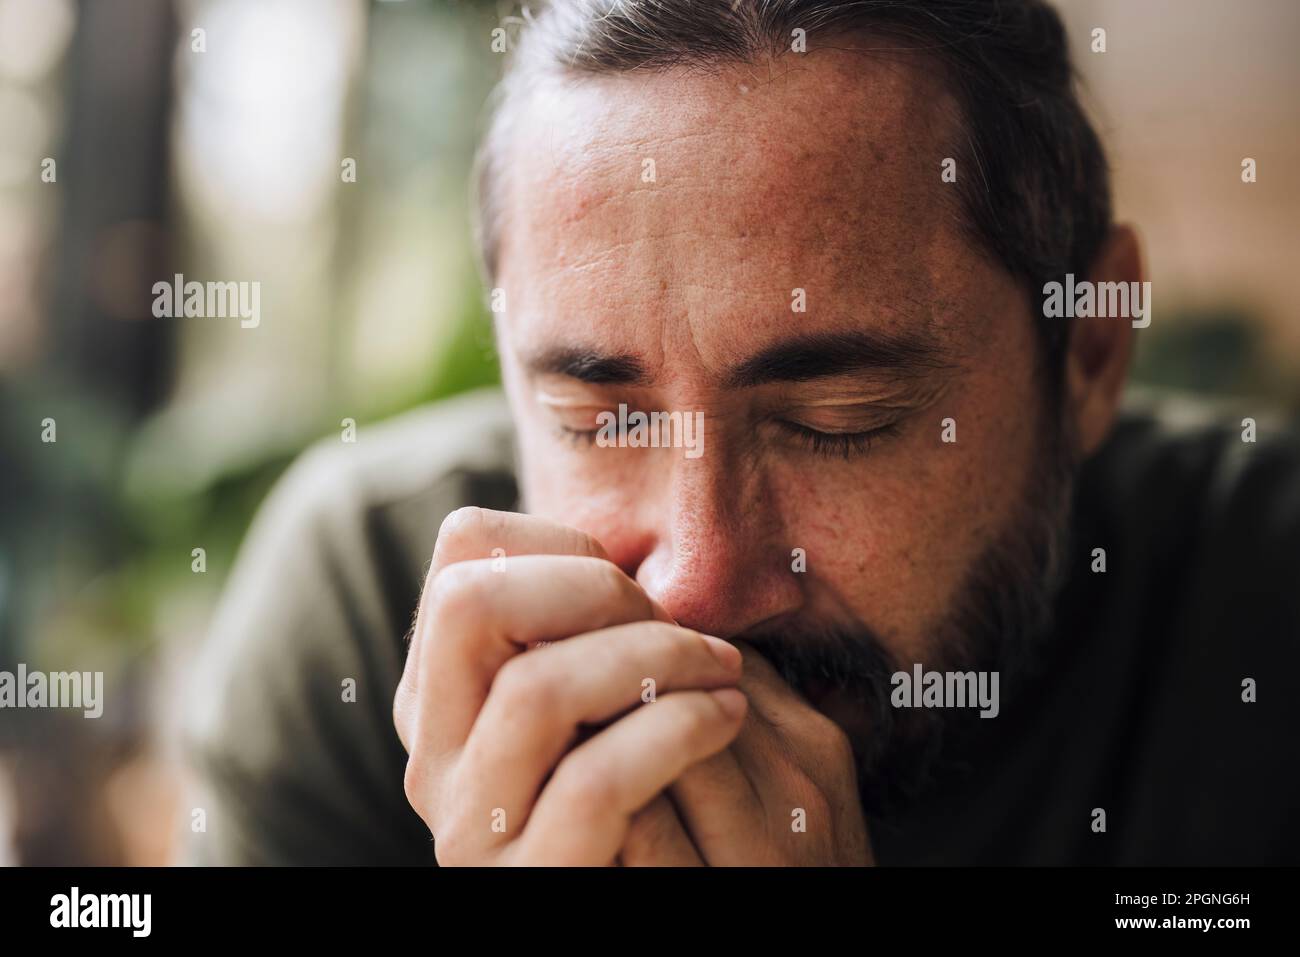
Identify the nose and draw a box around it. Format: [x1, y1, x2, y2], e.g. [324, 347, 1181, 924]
[628, 450, 803, 639]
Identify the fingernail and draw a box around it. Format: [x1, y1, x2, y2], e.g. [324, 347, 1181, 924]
[709, 687, 747, 719]
[703, 635, 742, 670]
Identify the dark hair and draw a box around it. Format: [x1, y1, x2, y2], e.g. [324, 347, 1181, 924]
[474, 0, 1112, 378]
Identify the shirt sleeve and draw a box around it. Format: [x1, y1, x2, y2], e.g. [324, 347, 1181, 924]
[181, 390, 516, 866]
[180, 444, 439, 866]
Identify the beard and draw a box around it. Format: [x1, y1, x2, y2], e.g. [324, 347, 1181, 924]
[738, 404, 1079, 818]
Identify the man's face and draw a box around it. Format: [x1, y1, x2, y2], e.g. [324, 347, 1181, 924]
[492, 51, 1070, 773]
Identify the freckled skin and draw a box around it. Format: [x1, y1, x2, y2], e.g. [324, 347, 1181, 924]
[494, 50, 1045, 671]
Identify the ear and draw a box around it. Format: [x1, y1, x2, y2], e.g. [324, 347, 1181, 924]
[1065, 224, 1143, 459]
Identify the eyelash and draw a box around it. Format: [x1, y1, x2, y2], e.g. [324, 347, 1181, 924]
[555, 421, 900, 458]
[557, 425, 602, 446]
[775, 421, 900, 460]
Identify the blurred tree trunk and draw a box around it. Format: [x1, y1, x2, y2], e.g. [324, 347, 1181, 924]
[54, 0, 176, 417]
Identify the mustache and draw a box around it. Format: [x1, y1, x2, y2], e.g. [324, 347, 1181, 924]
[738, 620, 899, 698]
[737, 619, 948, 816]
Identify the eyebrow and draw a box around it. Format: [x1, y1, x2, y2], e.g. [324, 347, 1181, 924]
[525, 330, 954, 388]
[527, 347, 652, 385]
[723, 330, 955, 389]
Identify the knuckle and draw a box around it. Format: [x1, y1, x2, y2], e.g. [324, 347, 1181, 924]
[427, 560, 491, 624]
[437, 505, 490, 551]
[433, 506, 504, 570]
[491, 654, 563, 715]
[629, 620, 691, 660]
[774, 753, 835, 833]
[392, 683, 414, 748]
[432, 824, 471, 867]
[808, 712, 856, 768]
[407, 762, 471, 861]
[552, 760, 620, 816]
[797, 780, 834, 829]
[402, 756, 434, 823]
[682, 691, 730, 736]
[814, 711, 853, 752]
[432, 798, 486, 865]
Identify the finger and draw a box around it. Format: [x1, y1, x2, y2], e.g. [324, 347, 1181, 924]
[515, 688, 748, 865]
[451, 621, 742, 850]
[397, 557, 661, 839]
[733, 641, 857, 783]
[399, 554, 659, 761]
[668, 727, 766, 861]
[621, 795, 704, 866]
[732, 640, 818, 725]
[428, 507, 671, 624]
[433, 507, 611, 571]
[397, 509, 656, 745]
[669, 645, 834, 863]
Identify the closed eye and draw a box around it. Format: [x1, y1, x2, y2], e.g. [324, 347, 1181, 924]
[556, 424, 603, 446]
[775, 420, 900, 460]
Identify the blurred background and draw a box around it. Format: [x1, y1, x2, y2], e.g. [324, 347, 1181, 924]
[0, 0, 1296, 865]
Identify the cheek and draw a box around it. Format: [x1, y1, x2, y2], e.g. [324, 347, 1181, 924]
[522, 452, 632, 533]
[509, 403, 652, 555]
[764, 461, 949, 646]
[799, 495, 956, 654]
[771, 382, 1039, 653]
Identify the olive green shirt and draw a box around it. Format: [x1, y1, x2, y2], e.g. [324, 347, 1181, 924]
[183, 386, 1300, 865]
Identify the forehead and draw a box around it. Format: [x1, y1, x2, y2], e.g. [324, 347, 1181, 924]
[497, 49, 1000, 371]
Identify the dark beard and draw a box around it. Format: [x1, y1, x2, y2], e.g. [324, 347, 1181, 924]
[738, 412, 1078, 818]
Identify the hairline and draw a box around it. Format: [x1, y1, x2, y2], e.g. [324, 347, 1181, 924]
[475, 32, 992, 285]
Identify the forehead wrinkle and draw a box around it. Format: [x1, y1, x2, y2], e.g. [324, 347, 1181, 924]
[501, 45, 998, 379]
